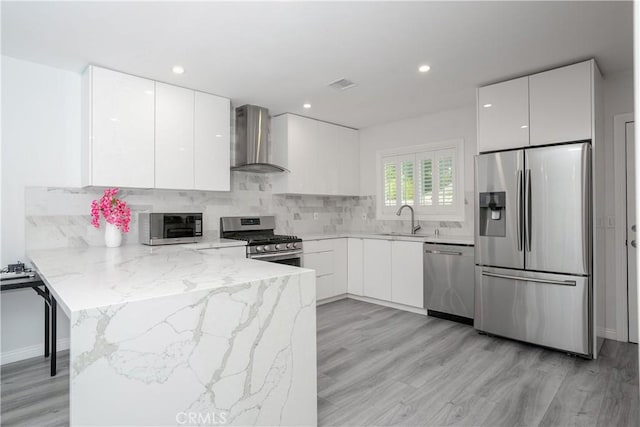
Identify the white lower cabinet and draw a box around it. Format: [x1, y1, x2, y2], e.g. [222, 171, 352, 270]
[391, 241, 424, 308]
[303, 238, 347, 301]
[363, 239, 392, 301]
[347, 238, 364, 296]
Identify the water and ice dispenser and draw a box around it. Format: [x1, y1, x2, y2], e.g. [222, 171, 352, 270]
[478, 192, 506, 237]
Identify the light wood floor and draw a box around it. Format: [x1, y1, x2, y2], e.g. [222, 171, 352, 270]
[318, 299, 639, 426]
[1, 299, 638, 426]
[1, 350, 69, 426]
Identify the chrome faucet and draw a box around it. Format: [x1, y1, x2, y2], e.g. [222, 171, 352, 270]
[396, 205, 421, 235]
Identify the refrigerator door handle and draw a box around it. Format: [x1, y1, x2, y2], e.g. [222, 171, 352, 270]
[582, 145, 591, 273]
[517, 170, 523, 251]
[525, 169, 532, 252]
[481, 271, 576, 287]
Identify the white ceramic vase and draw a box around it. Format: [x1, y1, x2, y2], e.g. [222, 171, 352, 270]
[104, 222, 122, 248]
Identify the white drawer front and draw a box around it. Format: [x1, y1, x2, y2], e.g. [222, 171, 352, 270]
[303, 239, 335, 254]
[303, 251, 333, 277]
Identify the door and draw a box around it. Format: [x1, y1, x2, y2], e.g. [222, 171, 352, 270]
[155, 82, 195, 190]
[525, 143, 590, 275]
[477, 76, 530, 152]
[194, 92, 230, 191]
[391, 241, 423, 308]
[475, 150, 524, 270]
[363, 239, 392, 301]
[626, 121, 638, 343]
[475, 266, 590, 356]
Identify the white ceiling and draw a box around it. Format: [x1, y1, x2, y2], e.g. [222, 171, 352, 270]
[1, 1, 633, 129]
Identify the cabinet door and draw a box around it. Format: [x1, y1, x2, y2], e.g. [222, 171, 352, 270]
[347, 238, 364, 296]
[529, 61, 592, 145]
[285, 115, 313, 194]
[194, 92, 230, 191]
[155, 83, 195, 189]
[391, 241, 424, 308]
[363, 239, 392, 301]
[338, 127, 360, 196]
[91, 67, 155, 187]
[316, 120, 340, 195]
[477, 77, 529, 153]
[333, 239, 348, 296]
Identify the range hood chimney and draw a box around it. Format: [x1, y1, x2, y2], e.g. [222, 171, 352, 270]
[231, 105, 288, 173]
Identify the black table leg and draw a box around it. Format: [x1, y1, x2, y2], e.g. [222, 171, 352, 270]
[51, 295, 57, 377]
[44, 288, 50, 358]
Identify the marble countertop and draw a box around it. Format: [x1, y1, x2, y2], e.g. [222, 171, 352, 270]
[299, 232, 474, 245]
[181, 237, 246, 250]
[28, 244, 312, 317]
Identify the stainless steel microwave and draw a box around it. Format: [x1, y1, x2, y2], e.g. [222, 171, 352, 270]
[138, 213, 203, 245]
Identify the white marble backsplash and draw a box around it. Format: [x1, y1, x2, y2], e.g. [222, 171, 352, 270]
[25, 172, 473, 251]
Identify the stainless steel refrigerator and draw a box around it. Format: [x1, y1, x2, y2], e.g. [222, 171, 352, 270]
[474, 142, 592, 357]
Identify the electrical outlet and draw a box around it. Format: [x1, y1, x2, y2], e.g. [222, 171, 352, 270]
[362, 213, 367, 221]
[313, 212, 319, 220]
[606, 216, 615, 228]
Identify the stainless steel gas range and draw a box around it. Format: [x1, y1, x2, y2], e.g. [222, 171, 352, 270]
[220, 216, 303, 267]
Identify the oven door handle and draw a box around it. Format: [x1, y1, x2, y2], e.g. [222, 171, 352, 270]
[248, 250, 303, 260]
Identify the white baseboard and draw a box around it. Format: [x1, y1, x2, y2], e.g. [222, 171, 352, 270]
[1, 338, 70, 365]
[317, 294, 348, 306]
[604, 328, 619, 341]
[346, 294, 430, 316]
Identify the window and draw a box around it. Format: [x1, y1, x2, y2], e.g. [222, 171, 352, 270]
[376, 140, 464, 221]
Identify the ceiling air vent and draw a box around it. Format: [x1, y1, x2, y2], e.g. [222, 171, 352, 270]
[328, 78, 357, 91]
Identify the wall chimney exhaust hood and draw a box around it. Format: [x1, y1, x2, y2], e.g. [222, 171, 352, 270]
[231, 105, 289, 173]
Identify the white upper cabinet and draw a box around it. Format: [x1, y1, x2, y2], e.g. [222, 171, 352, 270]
[529, 61, 593, 146]
[477, 76, 529, 153]
[194, 92, 230, 191]
[155, 82, 195, 190]
[272, 114, 360, 196]
[82, 65, 230, 191]
[477, 60, 597, 153]
[83, 66, 155, 188]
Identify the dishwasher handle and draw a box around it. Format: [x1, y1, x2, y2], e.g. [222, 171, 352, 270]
[425, 249, 463, 256]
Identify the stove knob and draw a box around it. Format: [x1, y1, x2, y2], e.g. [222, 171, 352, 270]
[286, 243, 293, 249]
[293, 242, 299, 249]
[256, 246, 264, 252]
[275, 244, 283, 250]
[264, 245, 272, 252]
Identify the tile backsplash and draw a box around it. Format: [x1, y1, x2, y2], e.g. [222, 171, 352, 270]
[25, 173, 473, 251]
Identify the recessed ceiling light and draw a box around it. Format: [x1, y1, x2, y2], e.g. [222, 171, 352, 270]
[521, 125, 528, 129]
[172, 65, 185, 74]
[144, 90, 154, 95]
[483, 103, 492, 108]
[418, 65, 431, 73]
[215, 134, 223, 138]
[303, 103, 312, 109]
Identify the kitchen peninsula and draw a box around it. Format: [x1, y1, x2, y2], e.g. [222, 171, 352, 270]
[27, 245, 317, 426]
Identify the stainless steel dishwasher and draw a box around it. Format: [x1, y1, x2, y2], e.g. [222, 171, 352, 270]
[424, 243, 475, 324]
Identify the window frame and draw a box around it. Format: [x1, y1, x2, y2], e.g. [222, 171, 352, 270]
[375, 139, 465, 222]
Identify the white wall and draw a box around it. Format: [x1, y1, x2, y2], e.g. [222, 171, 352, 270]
[358, 105, 477, 233]
[1, 56, 81, 362]
[604, 70, 635, 339]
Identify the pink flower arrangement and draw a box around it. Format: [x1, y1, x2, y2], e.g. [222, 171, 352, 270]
[90, 188, 131, 233]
